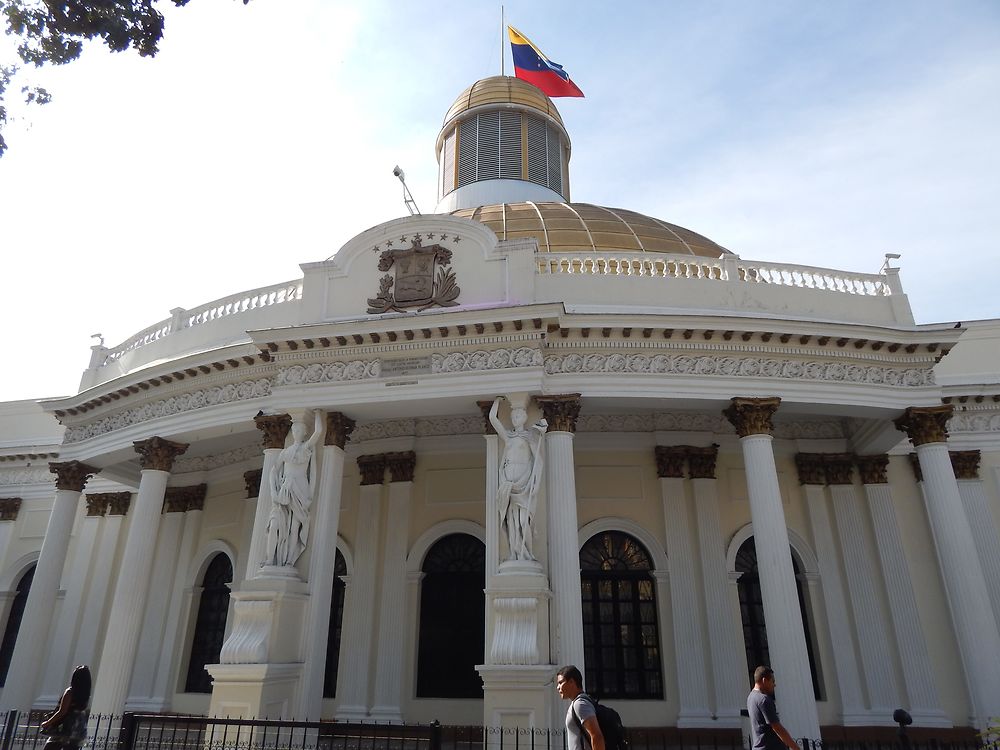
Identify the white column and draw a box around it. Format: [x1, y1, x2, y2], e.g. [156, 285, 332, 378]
[952, 451, 1000, 625]
[298, 413, 353, 720]
[538, 395, 585, 670]
[797, 464, 865, 724]
[247, 414, 291, 581]
[2, 461, 96, 711]
[857, 455, 947, 726]
[371, 451, 416, 721]
[0, 499, 21, 571]
[335, 454, 385, 720]
[235, 469, 263, 583]
[92, 437, 187, 714]
[724, 398, 820, 741]
[655, 447, 711, 725]
[480, 401, 501, 578]
[38, 495, 105, 706]
[896, 405, 1000, 728]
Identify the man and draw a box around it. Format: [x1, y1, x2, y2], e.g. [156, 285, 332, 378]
[556, 665, 605, 750]
[747, 666, 799, 750]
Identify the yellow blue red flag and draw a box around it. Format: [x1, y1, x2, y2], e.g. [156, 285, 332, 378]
[508, 26, 584, 98]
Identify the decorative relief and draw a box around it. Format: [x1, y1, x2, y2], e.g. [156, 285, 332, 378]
[949, 411, 1000, 433]
[63, 378, 273, 443]
[351, 416, 483, 442]
[367, 237, 460, 314]
[357, 454, 387, 486]
[543, 353, 934, 387]
[0, 497, 22, 521]
[723, 397, 782, 438]
[134, 437, 188, 472]
[325, 412, 356, 449]
[432, 348, 543, 373]
[49, 460, 99, 492]
[654, 447, 686, 479]
[254, 414, 292, 450]
[950, 450, 981, 480]
[773, 420, 845, 439]
[894, 405, 953, 446]
[490, 597, 540, 665]
[536, 394, 582, 433]
[855, 455, 890, 485]
[386, 451, 417, 483]
[275, 361, 379, 386]
[175, 443, 261, 473]
[244, 469, 263, 499]
[0, 468, 54, 486]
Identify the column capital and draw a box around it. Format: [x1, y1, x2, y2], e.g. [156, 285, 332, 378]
[133, 437, 188, 472]
[85, 494, 110, 517]
[105, 492, 132, 516]
[535, 394, 582, 433]
[654, 446, 686, 478]
[48, 460, 99, 492]
[855, 454, 889, 484]
[723, 396, 781, 437]
[687, 445, 720, 480]
[823, 453, 855, 485]
[254, 413, 292, 449]
[794, 453, 826, 485]
[894, 405, 953, 446]
[950, 450, 981, 480]
[907, 453, 923, 483]
[325, 412, 357, 449]
[0, 497, 22, 521]
[386, 451, 417, 483]
[164, 484, 207, 513]
[244, 468, 263, 499]
[476, 400, 497, 435]
[357, 454, 387, 486]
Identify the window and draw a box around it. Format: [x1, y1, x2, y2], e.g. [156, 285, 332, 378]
[580, 532, 663, 699]
[0, 564, 35, 686]
[323, 549, 347, 698]
[735, 536, 822, 699]
[452, 112, 563, 193]
[416, 533, 485, 698]
[184, 553, 233, 693]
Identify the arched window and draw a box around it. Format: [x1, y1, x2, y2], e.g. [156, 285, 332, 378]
[323, 549, 347, 698]
[0, 564, 35, 687]
[580, 532, 663, 699]
[416, 533, 485, 698]
[735, 537, 822, 698]
[184, 553, 233, 693]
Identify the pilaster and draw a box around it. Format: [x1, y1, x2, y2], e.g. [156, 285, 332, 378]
[951, 450, 1000, 625]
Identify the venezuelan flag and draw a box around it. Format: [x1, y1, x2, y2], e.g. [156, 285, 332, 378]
[508, 26, 584, 98]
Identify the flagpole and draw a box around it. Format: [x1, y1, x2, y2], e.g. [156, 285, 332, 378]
[500, 4, 505, 76]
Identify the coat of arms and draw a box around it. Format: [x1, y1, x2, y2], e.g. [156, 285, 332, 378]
[367, 237, 461, 314]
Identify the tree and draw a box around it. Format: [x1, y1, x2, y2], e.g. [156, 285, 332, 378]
[0, 0, 247, 156]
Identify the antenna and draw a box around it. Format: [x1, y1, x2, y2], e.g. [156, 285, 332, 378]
[393, 165, 421, 216]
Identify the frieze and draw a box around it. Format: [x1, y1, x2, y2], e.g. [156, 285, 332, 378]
[948, 411, 1000, 433]
[175, 443, 262, 474]
[0, 468, 53, 486]
[275, 360, 379, 386]
[543, 353, 934, 387]
[432, 348, 543, 373]
[352, 416, 483, 442]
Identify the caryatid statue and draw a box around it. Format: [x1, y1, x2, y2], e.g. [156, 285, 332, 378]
[489, 396, 547, 562]
[264, 410, 324, 568]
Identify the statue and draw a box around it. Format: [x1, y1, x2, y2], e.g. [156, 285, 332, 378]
[489, 396, 547, 562]
[264, 411, 324, 568]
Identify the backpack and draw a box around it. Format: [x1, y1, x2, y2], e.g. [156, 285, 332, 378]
[572, 693, 629, 750]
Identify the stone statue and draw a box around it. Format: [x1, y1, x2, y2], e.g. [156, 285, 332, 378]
[264, 411, 324, 568]
[490, 396, 547, 562]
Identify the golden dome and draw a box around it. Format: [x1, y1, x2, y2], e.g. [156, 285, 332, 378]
[452, 202, 730, 257]
[442, 76, 565, 130]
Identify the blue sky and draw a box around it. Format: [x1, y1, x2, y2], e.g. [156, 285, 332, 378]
[1, 0, 998, 401]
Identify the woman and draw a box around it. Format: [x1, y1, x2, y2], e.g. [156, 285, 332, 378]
[40, 665, 90, 750]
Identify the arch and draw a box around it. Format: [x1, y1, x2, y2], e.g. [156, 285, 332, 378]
[578, 517, 668, 571]
[0, 552, 40, 592]
[0, 562, 36, 687]
[187, 540, 237, 587]
[725, 524, 818, 575]
[406, 520, 485, 574]
[333, 534, 353, 576]
[184, 552, 234, 693]
[323, 547, 349, 699]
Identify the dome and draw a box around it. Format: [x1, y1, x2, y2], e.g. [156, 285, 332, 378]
[441, 76, 565, 132]
[451, 202, 730, 258]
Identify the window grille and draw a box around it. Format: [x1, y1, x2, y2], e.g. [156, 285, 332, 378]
[323, 549, 348, 698]
[457, 119, 477, 187]
[184, 553, 233, 693]
[441, 129, 456, 195]
[526, 117, 548, 186]
[547, 125, 563, 194]
[476, 111, 500, 181]
[0, 565, 34, 686]
[499, 111, 521, 179]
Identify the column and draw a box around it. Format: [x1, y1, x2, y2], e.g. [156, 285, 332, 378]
[73, 493, 130, 669]
[951, 450, 1000, 624]
[536, 394, 584, 670]
[825, 454, 900, 716]
[855, 455, 948, 726]
[654, 446, 711, 726]
[478, 401, 501, 578]
[335, 454, 386, 720]
[38, 494, 107, 706]
[795, 454, 866, 724]
[247, 414, 292, 580]
[2, 460, 97, 711]
[236, 469, 263, 583]
[371, 451, 417, 721]
[0, 499, 21, 571]
[895, 405, 1000, 728]
[298, 412, 354, 720]
[689, 447, 744, 726]
[723, 397, 820, 741]
[92, 436, 188, 714]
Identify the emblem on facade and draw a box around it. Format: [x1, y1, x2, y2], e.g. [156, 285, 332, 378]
[367, 237, 460, 314]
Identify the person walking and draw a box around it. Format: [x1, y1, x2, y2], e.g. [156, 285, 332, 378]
[556, 665, 605, 750]
[747, 666, 799, 750]
[40, 664, 91, 750]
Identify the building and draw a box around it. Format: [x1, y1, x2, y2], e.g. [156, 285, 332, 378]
[0, 76, 999, 739]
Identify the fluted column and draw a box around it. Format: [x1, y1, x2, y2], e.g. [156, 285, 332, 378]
[895, 405, 1000, 728]
[2, 460, 97, 711]
[236, 469, 263, 583]
[689, 447, 743, 725]
[951, 450, 1000, 624]
[855, 455, 947, 726]
[247, 414, 292, 580]
[0, 498, 21, 571]
[478, 401, 501, 578]
[723, 397, 819, 741]
[795, 454, 866, 724]
[335, 454, 386, 720]
[92, 437, 188, 714]
[371, 451, 417, 721]
[298, 413, 354, 721]
[655, 446, 711, 726]
[536, 394, 584, 669]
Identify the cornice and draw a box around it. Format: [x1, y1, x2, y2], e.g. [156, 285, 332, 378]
[267, 331, 545, 362]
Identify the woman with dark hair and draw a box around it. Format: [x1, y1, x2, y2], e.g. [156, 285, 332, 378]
[40, 665, 91, 750]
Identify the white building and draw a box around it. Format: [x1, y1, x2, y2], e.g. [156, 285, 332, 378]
[0, 76, 998, 740]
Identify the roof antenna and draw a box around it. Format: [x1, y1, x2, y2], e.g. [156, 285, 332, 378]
[393, 165, 421, 216]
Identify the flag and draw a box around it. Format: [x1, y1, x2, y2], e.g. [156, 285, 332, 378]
[508, 26, 584, 98]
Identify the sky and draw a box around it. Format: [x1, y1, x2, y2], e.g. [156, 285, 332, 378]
[1, 0, 999, 402]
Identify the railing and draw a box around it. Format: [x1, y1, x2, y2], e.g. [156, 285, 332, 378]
[737, 261, 891, 296]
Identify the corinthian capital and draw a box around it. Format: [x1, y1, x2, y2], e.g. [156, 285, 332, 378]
[794, 454, 826, 486]
[254, 413, 292, 449]
[133, 437, 189, 472]
[894, 405, 953, 447]
[950, 450, 981, 480]
[654, 446, 686, 479]
[386, 451, 417, 483]
[325, 412, 356, 449]
[723, 397, 781, 437]
[855, 455, 889, 485]
[535, 394, 582, 433]
[687, 445, 719, 479]
[0, 498, 22, 521]
[49, 460, 99, 492]
[357, 454, 387, 486]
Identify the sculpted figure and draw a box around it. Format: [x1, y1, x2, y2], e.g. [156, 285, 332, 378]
[264, 411, 324, 568]
[490, 396, 547, 561]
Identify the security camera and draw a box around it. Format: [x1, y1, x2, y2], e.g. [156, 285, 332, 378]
[885, 253, 901, 260]
[393, 165, 404, 180]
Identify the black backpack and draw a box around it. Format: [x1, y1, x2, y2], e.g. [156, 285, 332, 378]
[572, 694, 629, 750]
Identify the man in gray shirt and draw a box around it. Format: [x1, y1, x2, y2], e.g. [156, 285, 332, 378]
[747, 666, 799, 750]
[556, 665, 605, 750]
